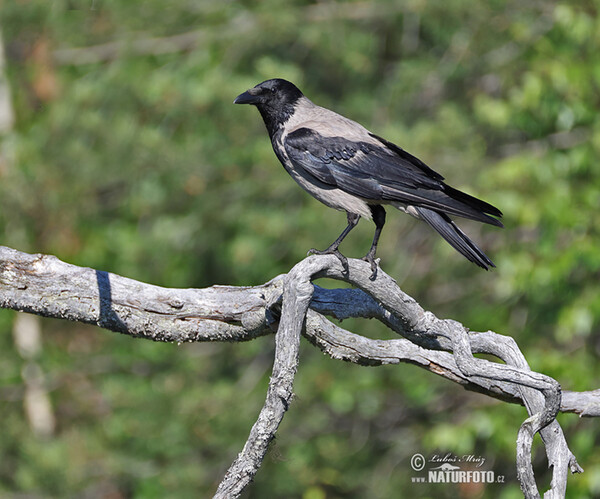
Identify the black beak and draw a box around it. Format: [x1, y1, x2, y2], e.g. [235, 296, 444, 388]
[233, 88, 261, 105]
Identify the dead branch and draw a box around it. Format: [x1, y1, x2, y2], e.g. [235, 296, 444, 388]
[0, 245, 595, 497]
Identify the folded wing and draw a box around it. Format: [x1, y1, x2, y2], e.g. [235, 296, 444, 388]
[284, 127, 503, 227]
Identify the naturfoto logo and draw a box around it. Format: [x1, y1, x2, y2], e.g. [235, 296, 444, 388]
[410, 453, 505, 485]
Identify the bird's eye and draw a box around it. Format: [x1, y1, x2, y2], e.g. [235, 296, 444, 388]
[271, 87, 278, 94]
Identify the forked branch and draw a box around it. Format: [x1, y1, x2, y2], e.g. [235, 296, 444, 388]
[0, 246, 594, 497]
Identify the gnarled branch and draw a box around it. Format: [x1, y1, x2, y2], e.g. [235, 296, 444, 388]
[0, 246, 595, 497]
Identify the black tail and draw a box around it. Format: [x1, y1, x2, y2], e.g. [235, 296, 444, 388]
[414, 207, 495, 270]
[443, 185, 503, 225]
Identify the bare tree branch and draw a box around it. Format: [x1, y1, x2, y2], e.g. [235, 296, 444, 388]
[214, 255, 332, 496]
[0, 246, 278, 342]
[304, 306, 600, 416]
[0, 245, 594, 497]
[303, 255, 583, 498]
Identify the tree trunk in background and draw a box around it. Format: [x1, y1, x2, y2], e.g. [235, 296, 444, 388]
[0, 28, 13, 135]
[0, 27, 55, 438]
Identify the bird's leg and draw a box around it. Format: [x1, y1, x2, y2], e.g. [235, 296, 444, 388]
[363, 205, 386, 279]
[308, 212, 360, 271]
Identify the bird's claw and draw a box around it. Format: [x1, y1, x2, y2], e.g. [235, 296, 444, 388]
[307, 247, 349, 273]
[362, 253, 380, 280]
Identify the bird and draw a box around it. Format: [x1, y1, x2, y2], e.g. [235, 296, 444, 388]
[234, 78, 502, 277]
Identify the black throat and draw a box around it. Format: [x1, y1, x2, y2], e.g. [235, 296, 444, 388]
[256, 100, 298, 138]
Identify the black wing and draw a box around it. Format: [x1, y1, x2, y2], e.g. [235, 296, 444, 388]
[283, 127, 502, 226]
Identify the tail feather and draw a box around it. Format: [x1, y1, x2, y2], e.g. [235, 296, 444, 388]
[414, 206, 495, 270]
[443, 185, 503, 222]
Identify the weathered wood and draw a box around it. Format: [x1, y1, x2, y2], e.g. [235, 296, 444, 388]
[214, 255, 331, 497]
[0, 246, 595, 497]
[0, 246, 279, 342]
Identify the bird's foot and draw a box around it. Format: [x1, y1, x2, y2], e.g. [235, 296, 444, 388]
[362, 253, 380, 280]
[307, 247, 349, 273]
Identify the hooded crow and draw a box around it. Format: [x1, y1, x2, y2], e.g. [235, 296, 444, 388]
[234, 78, 502, 276]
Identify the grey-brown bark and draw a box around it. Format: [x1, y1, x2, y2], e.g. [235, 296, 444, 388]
[0, 245, 596, 497]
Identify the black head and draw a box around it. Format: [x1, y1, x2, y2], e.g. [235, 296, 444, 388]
[234, 79, 304, 136]
[234, 78, 303, 107]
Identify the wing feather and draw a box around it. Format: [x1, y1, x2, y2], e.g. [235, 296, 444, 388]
[283, 127, 502, 226]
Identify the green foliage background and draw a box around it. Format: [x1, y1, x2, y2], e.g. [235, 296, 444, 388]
[0, 1, 599, 497]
